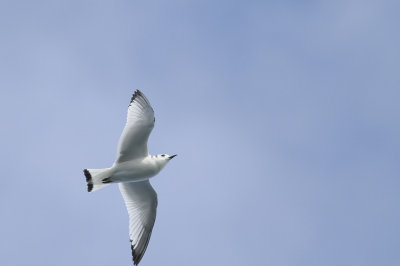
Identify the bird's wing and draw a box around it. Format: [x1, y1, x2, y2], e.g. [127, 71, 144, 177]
[116, 90, 155, 164]
[119, 181, 158, 265]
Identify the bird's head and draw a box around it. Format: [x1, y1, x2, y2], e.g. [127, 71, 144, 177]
[154, 154, 177, 168]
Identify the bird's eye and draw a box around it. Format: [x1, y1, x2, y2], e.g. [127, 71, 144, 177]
[161, 154, 165, 157]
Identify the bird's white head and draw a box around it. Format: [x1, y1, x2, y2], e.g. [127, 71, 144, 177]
[152, 154, 177, 169]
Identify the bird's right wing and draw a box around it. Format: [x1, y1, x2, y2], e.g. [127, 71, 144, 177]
[119, 181, 158, 265]
[115, 90, 155, 164]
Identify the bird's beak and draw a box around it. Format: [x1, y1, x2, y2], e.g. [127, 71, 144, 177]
[168, 154, 177, 160]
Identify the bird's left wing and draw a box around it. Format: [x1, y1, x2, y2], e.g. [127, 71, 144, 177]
[119, 181, 158, 265]
[116, 90, 155, 164]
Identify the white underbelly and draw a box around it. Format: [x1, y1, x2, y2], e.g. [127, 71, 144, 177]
[111, 160, 159, 182]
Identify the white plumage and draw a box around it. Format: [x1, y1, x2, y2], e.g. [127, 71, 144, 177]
[84, 90, 176, 265]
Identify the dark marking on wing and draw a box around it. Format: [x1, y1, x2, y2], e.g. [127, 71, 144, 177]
[102, 177, 112, 184]
[83, 169, 93, 192]
[129, 90, 143, 106]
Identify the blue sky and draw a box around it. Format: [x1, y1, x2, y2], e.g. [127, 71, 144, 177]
[0, 1, 399, 265]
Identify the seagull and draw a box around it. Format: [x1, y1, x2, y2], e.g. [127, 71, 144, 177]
[83, 90, 176, 265]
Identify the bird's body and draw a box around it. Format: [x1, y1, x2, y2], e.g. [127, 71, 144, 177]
[83, 90, 176, 265]
[111, 156, 164, 182]
[100, 155, 171, 183]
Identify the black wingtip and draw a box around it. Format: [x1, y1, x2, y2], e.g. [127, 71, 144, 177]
[131, 245, 138, 265]
[131, 244, 143, 266]
[131, 244, 140, 265]
[128, 90, 153, 113]
[83, 169, 93, 192]
[130, 233, 152, 265]
[130, 90, 143, 104]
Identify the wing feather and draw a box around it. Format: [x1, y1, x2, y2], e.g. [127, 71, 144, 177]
[116, 90, 155, 163]
[119, 181, 158, 265]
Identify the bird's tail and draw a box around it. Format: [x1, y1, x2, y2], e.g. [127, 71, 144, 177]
[83, 168, 113, 192]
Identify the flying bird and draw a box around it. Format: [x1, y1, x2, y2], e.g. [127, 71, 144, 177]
[83, 90, 176, 265]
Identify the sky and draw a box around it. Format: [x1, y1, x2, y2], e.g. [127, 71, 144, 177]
[0, 0, 399, 265]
